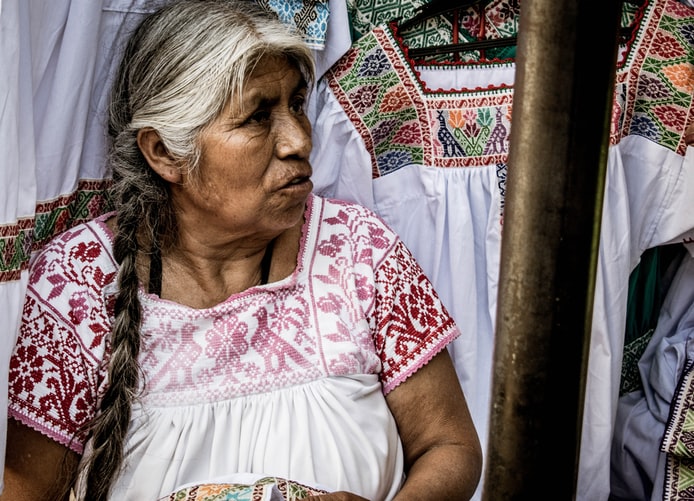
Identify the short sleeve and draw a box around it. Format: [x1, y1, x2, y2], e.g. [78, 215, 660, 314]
[372, 239, 460, 395]
[8, 224, 116, 453]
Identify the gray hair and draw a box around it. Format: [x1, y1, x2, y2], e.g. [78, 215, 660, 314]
[78, 2, 315, 499]
[110, 0, 315, 172]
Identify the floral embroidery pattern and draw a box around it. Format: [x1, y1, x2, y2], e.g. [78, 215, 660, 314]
[160, 476, 328, 501]
[611, 0, 694, 153]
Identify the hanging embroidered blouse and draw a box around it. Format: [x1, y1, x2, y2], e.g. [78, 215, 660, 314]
[346, 0, 520, 62]
[584, 1, 694, 499]
[309, 1, 694, 500]
[310, 20, 515, 501]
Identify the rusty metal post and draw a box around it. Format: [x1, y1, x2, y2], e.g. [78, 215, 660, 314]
[482, 0, 622, 499]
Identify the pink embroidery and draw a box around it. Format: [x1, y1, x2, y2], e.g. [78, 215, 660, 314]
[153, 323, 204, 391]
[208, 315, 251, 364]
[251, 308, 311, 373]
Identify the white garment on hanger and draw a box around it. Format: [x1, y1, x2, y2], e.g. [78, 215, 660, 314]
[0, 0, 168, 491]
[309, 3, 694, 498]
[0, 0, 353, 491]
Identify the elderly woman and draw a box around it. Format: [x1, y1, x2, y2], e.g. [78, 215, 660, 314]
[1, 1, 482, 500]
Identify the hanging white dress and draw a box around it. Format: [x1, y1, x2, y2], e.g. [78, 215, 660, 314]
[0, 0, 138, 487]
[0, 0, 351, 491]
[310, 21, 515, 501]
[0, 2, 36, 488]
[309, 1, 694, 499]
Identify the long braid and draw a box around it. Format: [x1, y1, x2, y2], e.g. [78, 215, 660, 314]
[84, 195, 143, 500]
[72, 2, 315, 498]
[78, 128, 171, 500]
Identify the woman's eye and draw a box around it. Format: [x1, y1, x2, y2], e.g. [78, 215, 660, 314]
[248, 110, 271, 123]
[290, 96, 306, 114]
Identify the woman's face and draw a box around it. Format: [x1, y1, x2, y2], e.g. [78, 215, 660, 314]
[174, 55, 313, 240]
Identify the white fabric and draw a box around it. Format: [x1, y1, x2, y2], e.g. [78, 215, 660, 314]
[309, 31, 694, 501]
[106, 374, 400, 501]
[0, 0, 38, 490]
[312, 0, 351, 79]
[0, 2, 153, 490]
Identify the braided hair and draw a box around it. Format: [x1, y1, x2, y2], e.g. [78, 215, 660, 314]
[76, 2, 314, 498]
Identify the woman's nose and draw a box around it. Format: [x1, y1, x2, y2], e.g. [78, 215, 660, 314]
[275, 113, 312, 159]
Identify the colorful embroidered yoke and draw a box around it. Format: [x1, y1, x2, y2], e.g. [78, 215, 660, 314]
[325, 22, 514, 175]
[8, 194, 459, 501]
[611, 0, 694, 152]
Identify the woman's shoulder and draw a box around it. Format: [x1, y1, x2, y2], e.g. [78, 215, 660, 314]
[310, 194, 401, 255]
[313, 194, 392, 231]
[27, 213, 117, 287]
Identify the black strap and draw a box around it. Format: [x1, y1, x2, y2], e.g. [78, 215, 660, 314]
[148, 246, 162, 296]
[259, 239, 275, 285]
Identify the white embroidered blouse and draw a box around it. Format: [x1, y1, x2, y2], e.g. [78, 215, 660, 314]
[8, 194, 460, 501]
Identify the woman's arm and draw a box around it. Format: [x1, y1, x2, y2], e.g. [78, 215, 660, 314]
[386, 349, 483, 501]
[1, 419, 79, 501]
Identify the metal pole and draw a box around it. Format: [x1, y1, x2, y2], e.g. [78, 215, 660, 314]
[482, 0, 622, 498]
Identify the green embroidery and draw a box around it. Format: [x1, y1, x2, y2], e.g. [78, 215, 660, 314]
[0, 181, 112, 282]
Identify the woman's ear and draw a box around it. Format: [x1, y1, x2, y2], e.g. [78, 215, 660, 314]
[137, 128, 183, 183]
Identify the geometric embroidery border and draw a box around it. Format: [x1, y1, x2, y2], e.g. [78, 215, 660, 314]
[0, 178, 112, 283]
